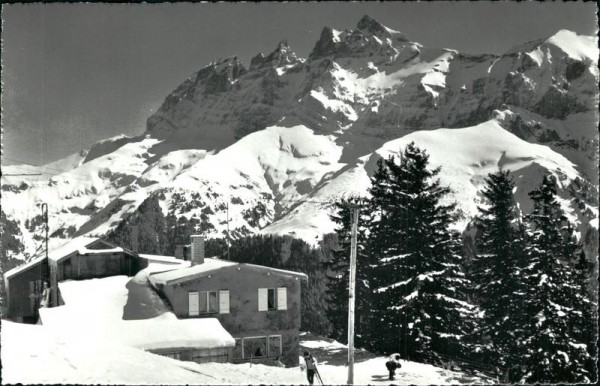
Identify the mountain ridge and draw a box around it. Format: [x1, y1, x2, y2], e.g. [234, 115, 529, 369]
[2, 16, 597, 269]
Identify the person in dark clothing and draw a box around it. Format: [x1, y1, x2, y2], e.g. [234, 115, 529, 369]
[301, 351, 318, 385]
[385, 353, 402, 380]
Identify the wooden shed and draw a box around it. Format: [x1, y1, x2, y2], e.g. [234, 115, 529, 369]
[4, 236, 145, 322]
[3, 256, 50, 323]
[48, 238, 142, 306]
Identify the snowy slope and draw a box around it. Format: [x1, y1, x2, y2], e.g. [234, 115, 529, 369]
[2, 273, 492, 385]
[1, 16, 597, 264]
[261, 115, 589, 240]
[1, 320, 490, 385]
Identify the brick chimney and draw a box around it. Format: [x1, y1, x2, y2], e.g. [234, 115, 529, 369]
[174, 244, 184, 260]
[130, 226, 139, 252]
[190, 235, 205, 266]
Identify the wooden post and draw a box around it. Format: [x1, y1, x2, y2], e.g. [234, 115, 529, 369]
[347, 206, 359, 385]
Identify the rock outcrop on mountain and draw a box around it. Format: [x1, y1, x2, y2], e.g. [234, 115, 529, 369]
[2, 16, 598, 270]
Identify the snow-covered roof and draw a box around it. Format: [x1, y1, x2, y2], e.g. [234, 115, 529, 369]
[148, 258, 308, 286]
[138, 253, 189, 265]
[4, 236, 99, 279]
[78, 247, 124, 255]
[149, 257, 238, 286]
[3, 254, 47, 280]
[48, 236, 103, 262]
[4, 237, 136, 280]
[38, 274, 235, 351]
[242, 263, 308, 280]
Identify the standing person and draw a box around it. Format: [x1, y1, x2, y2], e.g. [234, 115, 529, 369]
[40, 281, 51, 308]
[385, 353, 402, 380]
[301, 351, 318, 385]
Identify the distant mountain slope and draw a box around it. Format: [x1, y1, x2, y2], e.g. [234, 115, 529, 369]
[1, 15, 597, 268]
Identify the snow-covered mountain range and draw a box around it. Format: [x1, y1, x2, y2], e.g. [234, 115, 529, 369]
[2, 16, 598, 265]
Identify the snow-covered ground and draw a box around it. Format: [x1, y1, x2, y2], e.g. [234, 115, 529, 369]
[1, 272, 493, 385]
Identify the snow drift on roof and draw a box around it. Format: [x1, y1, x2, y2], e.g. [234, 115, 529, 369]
[77, 247, 124, 255]
[39, 275, 235, 351]
[47, 236, 104, 261]
[148, 258, 308, 286]
[138, 253, 190, 265]
[148, 257, 238, 286]
[4, 236, 102, 279]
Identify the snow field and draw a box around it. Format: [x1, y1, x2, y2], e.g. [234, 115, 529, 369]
[1, 272, 492, 385]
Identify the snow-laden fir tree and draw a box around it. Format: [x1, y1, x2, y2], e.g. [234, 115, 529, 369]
[369, 142, 478, 361]
[324, 197, 372, 347]
[571, 250, 598, 383]
[472, 170, 528, 374]
[519, 174, 595, 383]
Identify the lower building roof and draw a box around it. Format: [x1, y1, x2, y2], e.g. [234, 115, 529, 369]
[39, 271, 235, 351]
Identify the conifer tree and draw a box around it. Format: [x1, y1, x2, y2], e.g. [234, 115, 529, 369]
[472, 169, 527, 372]
[571, 251, 598, 383]
[369, 142, 478, 360]
[519, 175, 595, 383]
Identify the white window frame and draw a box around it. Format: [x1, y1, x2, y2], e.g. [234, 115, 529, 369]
[241, 335, 268, 359]
[199, 290, 219, 314]
[268, 335, 283, 357]
[258, 287, 287, 311]
[240, 335, 283, 360]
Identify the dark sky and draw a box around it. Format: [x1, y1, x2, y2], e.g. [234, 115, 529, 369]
[2, 2, 597, 166]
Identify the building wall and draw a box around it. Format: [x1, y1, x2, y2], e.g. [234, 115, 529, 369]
[151, 347, 232, 364]
[6, 260, 49, 321]
[56, 252, 139, 281]
[230, 328, 299, 366]
[161, 267, 302, 366]
[50, 248, 141, 306]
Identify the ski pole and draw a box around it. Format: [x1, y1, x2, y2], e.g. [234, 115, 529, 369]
[315, 368, 324, 385]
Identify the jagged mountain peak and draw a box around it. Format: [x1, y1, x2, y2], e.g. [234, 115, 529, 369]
[309, 15, 410, 60]
[250, 39, 302, 70]
[356, 15, 402, 37]
[203, 56, 247, 74]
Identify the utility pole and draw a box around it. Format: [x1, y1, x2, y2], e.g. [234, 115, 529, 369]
[347, 206, 359, 385]
[226, 202, 230, 260]
[41, 203, 48, 308]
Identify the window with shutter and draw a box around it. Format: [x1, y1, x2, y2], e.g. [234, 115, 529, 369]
[258, 288, 268, 311]
[277, 287, 287, 310]
[219, 290, 229, 314]
[189, 292, 199, 316]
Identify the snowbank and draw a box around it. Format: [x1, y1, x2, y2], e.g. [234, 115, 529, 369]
[39, 274, 235, 351]
[2, 319, 493, 385]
